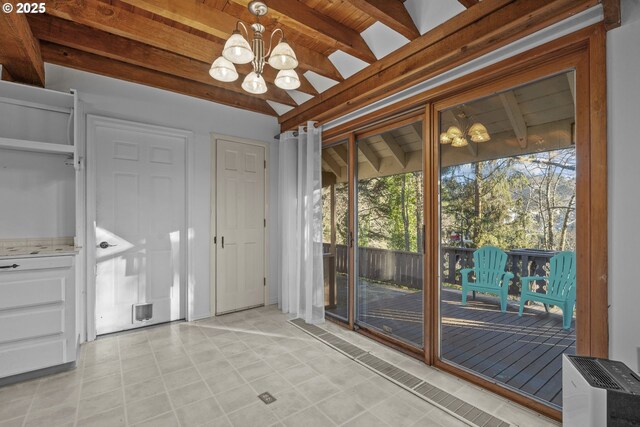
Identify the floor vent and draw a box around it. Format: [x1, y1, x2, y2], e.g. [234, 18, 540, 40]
[357, 353, 422, 389]
[258, 392, 277, 405]
[289, 318, 328, 337]
[289, 319, 511, 427]
[322, 333, 367, 359]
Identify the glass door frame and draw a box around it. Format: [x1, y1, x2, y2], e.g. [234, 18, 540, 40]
[425, 25, 608, 420]
[321, 24, 608, 422]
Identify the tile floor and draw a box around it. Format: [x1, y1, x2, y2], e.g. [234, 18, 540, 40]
[0, 306, 560, 427]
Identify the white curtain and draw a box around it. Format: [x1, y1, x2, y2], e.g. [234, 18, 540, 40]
[277, 121, 324, 324]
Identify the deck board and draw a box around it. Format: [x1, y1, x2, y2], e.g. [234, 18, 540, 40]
[327, 276, 575, 409]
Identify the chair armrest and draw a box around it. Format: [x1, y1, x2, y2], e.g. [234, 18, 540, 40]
[460, 268, 474, 277]
[520, 276, 547, 292]
[501, 272, 514, 285]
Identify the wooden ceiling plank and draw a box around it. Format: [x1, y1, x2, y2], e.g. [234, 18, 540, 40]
[0, 7, 45, 86]
[358, 140, 381, 171]
[322, 152, 342, 178]
[379, 133, 407, 168]
[45, 0, 342, 82]
[343, 0, 420, 40]
[28, 14, 296, 107]
[229, 0, 377, 63]
[279, 0, 595, 130]
[458, 0, 480, 8]
[40, 42, 276, 116]
[602, 0, 621, 30]
[499, 91, 528, 148]
[118, 0, 345, 81]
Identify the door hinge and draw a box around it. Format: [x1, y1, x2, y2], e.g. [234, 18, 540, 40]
[263, 277, 266, 287]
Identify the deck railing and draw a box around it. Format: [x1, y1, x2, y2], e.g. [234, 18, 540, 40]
[323, 243, 556, 294]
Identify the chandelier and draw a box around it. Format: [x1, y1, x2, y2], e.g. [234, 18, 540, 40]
[440, 112, 491, 148]
[209, 1, 300, 94]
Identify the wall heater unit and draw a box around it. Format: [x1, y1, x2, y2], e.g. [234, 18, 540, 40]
[563, 354, 640, 426]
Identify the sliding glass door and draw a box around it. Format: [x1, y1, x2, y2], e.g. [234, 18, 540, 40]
[321, 141, 350, 322]
[436, 71, 577, 409]
[355, 120, 425, 349]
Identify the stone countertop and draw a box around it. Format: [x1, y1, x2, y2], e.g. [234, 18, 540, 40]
[0, 244, 78, 259]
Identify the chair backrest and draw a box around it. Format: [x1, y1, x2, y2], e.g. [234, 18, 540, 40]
[473, 246, 508, 286]
[546, 251, 576, 299]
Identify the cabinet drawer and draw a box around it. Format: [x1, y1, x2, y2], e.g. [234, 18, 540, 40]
[0, 276, 65, 309]
[0, 307, 64, 343]
[0, 339, 65, 378]
[0, 256, 73, 272]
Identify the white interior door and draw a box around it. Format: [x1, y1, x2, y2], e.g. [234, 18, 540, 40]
[216, 139, 265, 314]
[94, 120, 186, 335]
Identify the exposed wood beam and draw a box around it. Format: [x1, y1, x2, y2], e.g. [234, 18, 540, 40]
[28, 14, 296, 107]
[229, 0, 377, 63]
[566, 72, 576, 101]
[602, 0, 621, 30]
[379, 134, 406, 168]
[121, 0, 345, 79]
[322, 152, 342, 178]
[331, 145, 349, 166]
[40, 42, 275, 116]
[279, 0, 596, 131]
[1, 66, 14, 82]
[343, 0, 420, 40]
[358, 140, 381, 172]
[458, 0, 480, 8]
[45, 0, 343, 82]
[0, 6, 45, 86]
[410, 122, 422, 140]
[499, 91, 528, 148]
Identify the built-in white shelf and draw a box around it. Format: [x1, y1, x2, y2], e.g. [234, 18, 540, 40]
[0, 80, 74, 111]
[0, 137, 74, 155]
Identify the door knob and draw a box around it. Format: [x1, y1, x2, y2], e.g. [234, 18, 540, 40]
[99, 241, 117, 249]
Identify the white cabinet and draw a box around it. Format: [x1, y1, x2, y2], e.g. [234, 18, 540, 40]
[0, 256, 76, 378]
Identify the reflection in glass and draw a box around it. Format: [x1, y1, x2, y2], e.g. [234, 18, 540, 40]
[356, 121, 424, 348]
[438, 71, 577, 409]
[321, 142, 349, 321]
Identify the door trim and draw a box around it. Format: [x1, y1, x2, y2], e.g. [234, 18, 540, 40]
[210, 134, 269, 316]
[86, 115, 195, 341]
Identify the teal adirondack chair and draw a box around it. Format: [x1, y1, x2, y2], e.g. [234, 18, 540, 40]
[518, 251, 576, 329]
[460, 246, 514, 313]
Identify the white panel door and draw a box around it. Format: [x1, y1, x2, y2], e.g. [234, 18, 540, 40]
[216, 139, 265, 314]
[94, 121, 186, 335]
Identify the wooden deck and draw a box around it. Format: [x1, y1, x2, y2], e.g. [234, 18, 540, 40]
[326, 276, 575, 408]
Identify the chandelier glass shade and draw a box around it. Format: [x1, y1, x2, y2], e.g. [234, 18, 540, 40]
[242, 72, 268, 94]
[440, 122, 491, 148]
[209, 57, 239, 82]
[275, 69, 301, 90]
[210, 1, 299, 94]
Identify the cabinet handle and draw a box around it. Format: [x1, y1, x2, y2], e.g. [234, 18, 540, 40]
[0, 264, 19, 269]
[221, 236, 224, 249]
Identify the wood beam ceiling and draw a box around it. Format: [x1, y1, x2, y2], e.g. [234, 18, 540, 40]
[228, 0, 377, 63]
[602, 0, 621, 30]
[40, 42, 276, 116]
[0, 7, 45, 86]
[499, 91, 528, 148]
[45, 0, 343, 82]
[28, 14, 297, 107]
[343, 0, 420, 40]
[458, 0, 480, 8]
[279, 0, 598, 131]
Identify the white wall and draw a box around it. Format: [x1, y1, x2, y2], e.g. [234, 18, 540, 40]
[0, 149, 75, 238]
[607, 0, 640, 372]
[44, 64, 280, 321]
